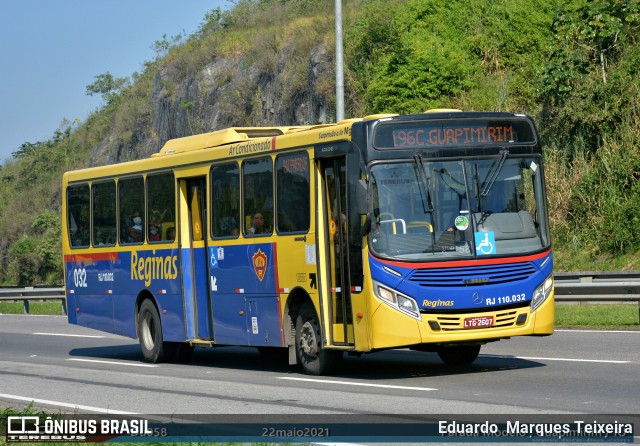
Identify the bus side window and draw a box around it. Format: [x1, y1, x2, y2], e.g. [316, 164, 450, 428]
[242, 157, 273, 237]
[276, 152, 310, 233]
[118, 176, 144, 245]
[211, 162, 240, 238]
[147, 172, 176, 243]
[92, 181, 116, 247]
[68, 184, 90, 248]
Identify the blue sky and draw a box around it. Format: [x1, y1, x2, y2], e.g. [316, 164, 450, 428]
[0, 0, 229, 162]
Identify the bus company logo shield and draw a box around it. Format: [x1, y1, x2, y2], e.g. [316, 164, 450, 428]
[252, 249, 268, 282]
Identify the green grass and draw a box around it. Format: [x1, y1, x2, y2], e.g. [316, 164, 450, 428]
[0, 301, 65, 315]
[553, 245, 640, 272]
[555, 304, 639, 328]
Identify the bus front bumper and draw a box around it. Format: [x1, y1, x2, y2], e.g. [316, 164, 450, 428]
[367, 291, 554, 350]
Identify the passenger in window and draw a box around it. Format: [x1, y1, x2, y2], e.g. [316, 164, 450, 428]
[128, 212, 143, 243]
[166, 226, 176, 241]
[248, 213, 268, 235]
[219, 216, 238, 236]
[149, 221, 161, 242]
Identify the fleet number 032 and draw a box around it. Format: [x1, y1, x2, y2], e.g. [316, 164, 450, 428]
[73, 268, 88, 288]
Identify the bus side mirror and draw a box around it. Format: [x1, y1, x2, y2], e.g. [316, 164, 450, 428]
[356, 179, 368, 215]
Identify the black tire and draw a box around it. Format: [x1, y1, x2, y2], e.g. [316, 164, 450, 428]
[295, 301, 342, 375]
[137, 299, 175, 363]
[437, 345, 481, 366]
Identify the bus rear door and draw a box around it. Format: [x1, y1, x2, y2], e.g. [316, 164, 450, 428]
[178, 175, 213, 341]
[318, 157, 354, 348]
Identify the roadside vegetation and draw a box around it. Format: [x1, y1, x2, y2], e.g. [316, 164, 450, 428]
[1, 0, 640, 286]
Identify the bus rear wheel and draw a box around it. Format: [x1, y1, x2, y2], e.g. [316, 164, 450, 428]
[437, 345, 481, 366]
[295, 301, 342, 375]
[138, 299, 176, 363]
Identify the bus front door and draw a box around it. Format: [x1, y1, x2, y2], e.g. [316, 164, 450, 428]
[178, 177, 213, 341]
[320, 158, 354, 347]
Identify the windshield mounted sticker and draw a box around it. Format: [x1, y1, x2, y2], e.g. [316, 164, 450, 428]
[454, 215, 469, 231]
[475, 231, 496, 255]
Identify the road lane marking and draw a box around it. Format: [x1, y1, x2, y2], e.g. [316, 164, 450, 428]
[67, 358, 159, 368]
[33, 332, 106, 338]
[278, 377, 437, 391]
[0, 393, 138, 414]
[486, 355, 630, 364]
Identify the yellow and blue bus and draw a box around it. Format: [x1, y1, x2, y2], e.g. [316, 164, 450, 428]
[62, 110, 553, 375]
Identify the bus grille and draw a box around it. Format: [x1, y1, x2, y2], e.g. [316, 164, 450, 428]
[408, 262, 537, 287]
[436, 310, 519, 331]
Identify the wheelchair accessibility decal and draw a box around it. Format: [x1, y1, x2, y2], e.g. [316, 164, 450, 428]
[475, 231, 496, 255]
[209, 246, 224, 268]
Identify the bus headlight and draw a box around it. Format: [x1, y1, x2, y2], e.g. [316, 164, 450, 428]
[374, 281, 421, 320]
[531, 274, 553, 312]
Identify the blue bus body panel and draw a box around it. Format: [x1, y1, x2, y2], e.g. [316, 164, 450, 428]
[193, 247, 212, 340]
[208, 242, 283, 347]
[179, 248, 197, 340]
[369, 251, 553, 311]
[66, 244, 284, 347]
[65, 249, 186, 342]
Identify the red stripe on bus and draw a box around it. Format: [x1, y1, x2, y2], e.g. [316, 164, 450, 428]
[373, 249, 551, 270]
[271, 136, 277, 150]
[272, 243, 285, 345]
[64, 252, 119, 263]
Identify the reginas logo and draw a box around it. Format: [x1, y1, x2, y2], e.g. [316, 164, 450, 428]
[422, 299, 454, 308]
[252, 249, 268, 282]
[131, 251, 178, 286]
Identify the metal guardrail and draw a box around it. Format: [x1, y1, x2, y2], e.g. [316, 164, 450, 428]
[1, 272, 640, 317]
[0, 287, 67, 315]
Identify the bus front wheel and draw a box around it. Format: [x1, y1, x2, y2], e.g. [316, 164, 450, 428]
[138, 299, 175, 363]
[295, 301, 342, 375]
[437, 345, 481, 366]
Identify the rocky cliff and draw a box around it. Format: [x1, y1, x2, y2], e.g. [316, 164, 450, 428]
[90, 40, 334, 166]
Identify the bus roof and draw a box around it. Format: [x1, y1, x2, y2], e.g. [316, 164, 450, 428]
[156, 126, 312, 156]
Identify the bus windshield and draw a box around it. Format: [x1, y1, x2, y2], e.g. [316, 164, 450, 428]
[369, 156, 549, 261]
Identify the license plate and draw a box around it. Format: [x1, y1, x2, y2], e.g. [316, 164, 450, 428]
[463, 316, 494, 329]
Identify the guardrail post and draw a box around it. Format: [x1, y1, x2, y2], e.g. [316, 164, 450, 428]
[61, 299, 67, 316]
[23, 299, 29, 314]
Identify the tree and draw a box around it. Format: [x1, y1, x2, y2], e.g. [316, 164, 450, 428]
[550, 0, 640, 92]
[85, 72, 130, 103]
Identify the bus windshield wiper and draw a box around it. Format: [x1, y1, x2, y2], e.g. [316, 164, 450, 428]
[480, 149, 508, 197]
[413, 154, 437, 249]
[413, 154, 434, 215]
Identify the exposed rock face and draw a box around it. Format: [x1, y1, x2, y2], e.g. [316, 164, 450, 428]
[92, 43, 334, 164]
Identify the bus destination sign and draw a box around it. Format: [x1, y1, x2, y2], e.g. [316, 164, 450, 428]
[374, 119, 536, 149]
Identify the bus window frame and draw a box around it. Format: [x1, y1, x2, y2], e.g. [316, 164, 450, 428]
[118, 175, 145, 246]
[146, 171, 177, 244]
[210, 161, 241, 240]
[275, 150, 311, 236]
[242, 156, 274, 237]
[91, 179, 117, 248]
[67, 182, 91, 249]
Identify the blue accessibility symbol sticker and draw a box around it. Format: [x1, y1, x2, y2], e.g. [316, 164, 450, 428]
[209, 247, 218, 268]
[474, 231, 496, 255]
